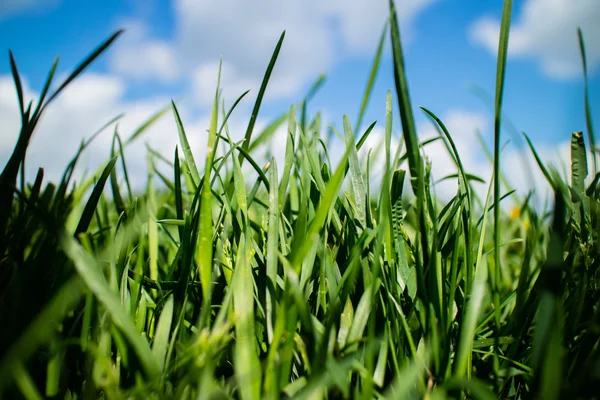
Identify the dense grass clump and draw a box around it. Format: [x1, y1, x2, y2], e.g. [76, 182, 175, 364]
[1, 1, 599, 398]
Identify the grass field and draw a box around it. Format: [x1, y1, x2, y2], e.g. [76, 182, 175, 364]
[1, 0, 599, 398]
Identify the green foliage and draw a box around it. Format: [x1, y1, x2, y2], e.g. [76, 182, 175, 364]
[1, 1, 599, 398]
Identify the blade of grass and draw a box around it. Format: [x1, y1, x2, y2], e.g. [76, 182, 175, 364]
[266, 157, 279, 343]
[232, 233, 262, 400]
[60, 233, 161, 379]
[344, 115, 367, 229]
[174, 147, 184, 240]
[445, 377, 497, 400]
[196, 59, 221, 327]
[0, 277, 84, 395]
[8, 51, 25, 117]
[74, 157, 118, 236]
[239, 31, 285, 165]
[491, 0, 513, 386]
[43, 30, 123, 108]
[389, 0, 421, 194]
[248, 112, 287, 153]
[290, 128, 351, 269]
[571, 131, 588, 195]
[13, 361, 43, 400]
[172, 101, 201, 188]
[147, 153, 159, 295]
[455, 171, 494, 379]
[356, 121, 378, 152]
[355, 22, 388, 135]
[152, 295, 174, 373]
[110, 131, 126, 216]
[578, 28, 597, 173]
[522, 132, 555, 187]
[124, 104, 170, 146]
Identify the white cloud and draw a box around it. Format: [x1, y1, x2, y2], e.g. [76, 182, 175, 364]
[0, 73, 184, 187]
[173, 0, 335, 106]
[0, 72, 278, 192]
[0, 77, 32, 151]
[109, 20, 181, 82]
[315, 0, 439, 52]
[107, 0, 440, 107]
[416, 110, 598, 210]
[470, 0, 600, 79]
[416, 110, 491, 200]
[191, 61, 259, 107]
[0, 0, 60, 19]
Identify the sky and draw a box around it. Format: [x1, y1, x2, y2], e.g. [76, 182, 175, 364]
[1, 0, 599, 207]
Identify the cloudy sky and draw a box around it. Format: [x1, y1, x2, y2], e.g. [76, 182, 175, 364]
[1, 0, 598, 206]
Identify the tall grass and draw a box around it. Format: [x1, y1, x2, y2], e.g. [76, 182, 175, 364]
[1, 1, 599, 399]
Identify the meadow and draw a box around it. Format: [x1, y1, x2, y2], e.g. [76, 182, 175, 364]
[0, 0, 599, 398]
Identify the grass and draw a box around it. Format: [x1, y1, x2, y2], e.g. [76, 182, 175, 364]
[1, 0, 599, 398]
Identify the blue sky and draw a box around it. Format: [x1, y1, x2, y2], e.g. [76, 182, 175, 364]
[1, 0, 599, 202]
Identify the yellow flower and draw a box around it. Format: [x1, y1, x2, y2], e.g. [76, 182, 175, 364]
[510, 206, 529, 231]
[510, 206, 521, 220]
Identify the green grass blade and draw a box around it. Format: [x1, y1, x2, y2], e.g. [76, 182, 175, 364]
[303, 73, 327, 103]
[0, 277, 84, 396]
[147, 153, 159, 289]
[248, 112, 287, 152]
[279, 107, 297, 205]
[344, 115, 367, 229]
[382, 91, 395, 259]
[230, 142, 248, 222]
[13, 361, 44, 400]
[346, 285, 373, 349]
[373, 328, 389, 387]
[84, 113, 124, 149]
[455, 171, 494, 378]
[215, 133, 271, 194]
[530, 191, 567, 398]
[124, 105, 170, 146]
[298, 75, 326, 134]
[8, 51, 25, 117]
[522, 132, 554, 187]
[152, 295, 174, 372]
[453, 239, 488, 379]
[385, 91, 393, 175]
[115, 133, 133, 202]
[266, 157, 279, 342]
[215, 89, 251, 153]
[446, 377, 498, 400]
[44, 30, 122, 109]
[383, 354, 427, 399]
[172, 100, 201, 187]
[420, 107, 469, 196]
[571, 131, 588, 195]
[571, 131, 588, 225]
[491, 0, 513, 384]
[110, 131, 126, 216]
[389, 0, 421, 193]
[60, 233, 161, 379]
[174, 146, 184, 240]
[232, 233, 262, 400]
[32, 57, 59, 120]
[197, 61, 221, 326]
[355, 22, 388, 135]
[240, 31, 285, 164]
[290, 142, 350, 269]
[578, 28, 597, 173]
[74, 157, 118, 236]
[356, 120, 378, 152]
